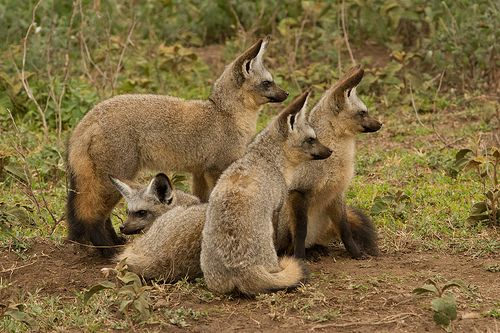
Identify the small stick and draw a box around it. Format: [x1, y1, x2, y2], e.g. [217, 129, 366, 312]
[341, 0, 356, 65]
[309, 312, 417, 330]
[0, 261, 37, 274]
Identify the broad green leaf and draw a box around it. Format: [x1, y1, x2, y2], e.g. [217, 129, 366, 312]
[455, 149, 472, 161]
[371, 199, 388, 215]
[442, 280, 464, 292]
[133, 297, 151, 321]
[413, 284, 439, 295]
[118, 299, 133, 313]
[3, 309, 38, 329]
[431, 295, 457, 326]
[467, 213, 490, 221]
[83, 281, 115, 304]
[470, 201, 488, 215]
[118, 271, 142, 286]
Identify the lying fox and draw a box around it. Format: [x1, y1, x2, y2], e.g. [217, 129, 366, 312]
[110, 173, 206, 281]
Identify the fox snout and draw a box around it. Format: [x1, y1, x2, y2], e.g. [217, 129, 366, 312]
[312, 144, 333, 160]
[362, 118, 382, 133]
[267, 85, 289, 103]
[120, 222, 146, 235]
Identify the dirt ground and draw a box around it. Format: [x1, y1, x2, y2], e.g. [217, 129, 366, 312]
[1, 239, 498, 332]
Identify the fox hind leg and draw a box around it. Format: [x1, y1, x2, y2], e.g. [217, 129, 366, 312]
[328, 199, 362, 259]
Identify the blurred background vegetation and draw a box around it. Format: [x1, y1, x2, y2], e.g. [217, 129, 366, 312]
[0, 0, 498, 248]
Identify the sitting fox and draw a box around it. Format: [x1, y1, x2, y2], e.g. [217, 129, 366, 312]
[276, 65, 381, 259]
[110, 173, 206, 281]
[66, 37, 288, 256]
[201, 91, 332, 295]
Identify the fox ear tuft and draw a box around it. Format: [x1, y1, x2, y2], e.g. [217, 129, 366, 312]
[146, 173, 174, 204]
[331, 65, 364, 102]
[278, 90, 311, 135]
[233, 37, 268, 83]
[109, 175, 133, 200]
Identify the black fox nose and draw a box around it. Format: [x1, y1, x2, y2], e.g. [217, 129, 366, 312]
[327, 148, 333, 155]
[285, 91, 289, 96]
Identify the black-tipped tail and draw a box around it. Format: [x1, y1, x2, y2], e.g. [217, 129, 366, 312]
[66, 168, 124, 258]
[346, 207, 379, 257]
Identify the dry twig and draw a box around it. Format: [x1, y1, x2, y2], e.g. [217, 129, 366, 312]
[341, 0, 356, 66]
[310, 312, 418, 330]
[18, 0, 49, 139]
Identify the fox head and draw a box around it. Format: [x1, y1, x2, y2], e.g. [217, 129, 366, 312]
[109, 173, 176, 235]
[312, 65, 382, 135]
[277, 91, 333, 164]
[212, 36, 289, 107]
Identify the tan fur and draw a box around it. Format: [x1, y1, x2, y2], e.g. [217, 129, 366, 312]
[111, 174, 205, 281]
[277, 66, 381, 258]
[66, 37, 288, 253]
[117, 204, 206, 281]
[201, 92, 331, 295]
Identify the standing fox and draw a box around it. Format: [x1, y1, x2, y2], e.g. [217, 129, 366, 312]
[110, 173, 206, 281]
[276, 65, 381, 259]
[201, 91, 332, 295]
[66, 37, 288, 256]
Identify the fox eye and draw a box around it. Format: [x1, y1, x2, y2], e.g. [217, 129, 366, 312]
[358, 110, 367, 117]
[261, 80, 272, 88]
[306, 137, 316, 144]
[135, 210, 148, 218]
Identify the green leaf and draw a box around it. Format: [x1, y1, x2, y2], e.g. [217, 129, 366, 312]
[133, 297, 151, 320]
[3, 304, 38, 329]
[413, 284, 439, 295]
[83, 281, 115, 304]
[470, 201, 488, 215]
[117, 285, 137, 298]
[489, 147, 500, 158]
[118, 299, 134, 313]
[467, 213, 491, 221]
[4, 164, 28, 184]
[431, 295, 457, 327]
[371, 199, 388, 215]
[442, 280, 464, 292]
[118, 271, 142, 286]
[455, 149, 472, 161]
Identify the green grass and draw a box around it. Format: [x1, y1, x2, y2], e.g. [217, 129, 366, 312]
[1, 0, 498, 331]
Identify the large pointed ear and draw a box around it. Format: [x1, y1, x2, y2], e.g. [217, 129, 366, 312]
[109, 175, 133, 200]
[145, 173, 174, 204]
[277, 90, 310, 135]
[232, 36, 269, 85]
[331, 65, 364, 101]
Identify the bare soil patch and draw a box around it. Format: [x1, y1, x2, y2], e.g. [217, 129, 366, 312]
[1, 239, 498, 332]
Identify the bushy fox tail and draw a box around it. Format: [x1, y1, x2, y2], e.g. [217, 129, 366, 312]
[345, 206, 379, 256]
[238, 257, 307, 295]
[66, 129, 123, 256]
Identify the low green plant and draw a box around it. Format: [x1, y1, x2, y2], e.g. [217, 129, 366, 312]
[1, 303, 38, 331]
[413, 279, 464, 331]
[84, 260, 152, 324]
[453, 146, 499, 225]
[371, 190, 410, 218]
